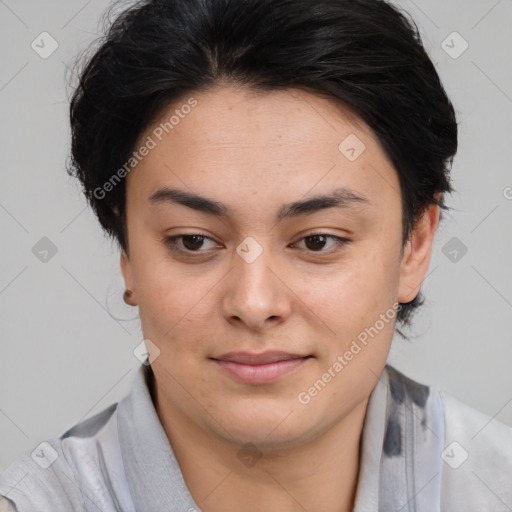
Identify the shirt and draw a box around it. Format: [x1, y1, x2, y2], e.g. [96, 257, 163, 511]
[1, 362, 511, 511]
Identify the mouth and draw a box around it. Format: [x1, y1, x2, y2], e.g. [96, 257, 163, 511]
[210, 351, 313, 385]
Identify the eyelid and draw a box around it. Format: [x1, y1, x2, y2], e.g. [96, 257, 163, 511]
[164, 232, 351, 255]
[290, 233, 350, 252]
[163, 233, 220, 254]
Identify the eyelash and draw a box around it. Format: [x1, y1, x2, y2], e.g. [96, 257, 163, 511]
[163, 233, 351, 256]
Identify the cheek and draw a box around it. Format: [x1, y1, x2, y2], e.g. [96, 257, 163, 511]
[140, 280, 202, 334]
[129, 246, 183, 322]
[303, 252, 398, 325]
[133, 255, 221, 358]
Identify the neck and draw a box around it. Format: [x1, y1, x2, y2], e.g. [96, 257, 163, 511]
[153, 382, 369, 512]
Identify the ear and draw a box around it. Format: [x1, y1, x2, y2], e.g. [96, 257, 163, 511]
[121, 249, 138, 306]
[398, 193, 441, 304]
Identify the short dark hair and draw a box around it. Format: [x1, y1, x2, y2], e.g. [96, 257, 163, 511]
[67, 0, 458, 336]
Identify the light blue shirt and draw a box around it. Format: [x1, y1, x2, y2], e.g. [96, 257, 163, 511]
[1, 363, 511, 511]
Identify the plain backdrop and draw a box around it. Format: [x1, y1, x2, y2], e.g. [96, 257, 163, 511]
[0, 0, 511, 471]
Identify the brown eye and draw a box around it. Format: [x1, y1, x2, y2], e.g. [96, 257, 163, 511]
[294, 234, 350, 253]
[164, 234, 218, 254]
[304, 235, 328, 251]
[181, 235, 206, 251]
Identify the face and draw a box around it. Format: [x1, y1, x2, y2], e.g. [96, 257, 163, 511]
[121, 84, 438, 450]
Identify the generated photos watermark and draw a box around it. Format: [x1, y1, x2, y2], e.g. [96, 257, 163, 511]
[297, 302, 402, 405]
[93, 97, 198, 200]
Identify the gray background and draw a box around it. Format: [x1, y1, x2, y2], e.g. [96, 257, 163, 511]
[0, 0, 511, 471]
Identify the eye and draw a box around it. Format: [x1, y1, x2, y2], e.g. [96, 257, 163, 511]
[164, 232, 350, 256]
[164, 234, 219, 253]
[292, 234, 350, 252]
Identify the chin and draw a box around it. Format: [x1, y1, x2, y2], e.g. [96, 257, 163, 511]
[215, 403, 315, 449]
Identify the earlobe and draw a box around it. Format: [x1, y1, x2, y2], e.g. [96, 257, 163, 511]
[397, 199, 440, 304]
[120, 249, 137, 306]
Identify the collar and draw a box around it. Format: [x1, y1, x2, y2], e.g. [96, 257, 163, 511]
[117, 362, 444, 511]
[117, 363, 200, 511]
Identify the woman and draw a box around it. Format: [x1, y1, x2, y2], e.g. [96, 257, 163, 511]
[1, 0, 510, 510]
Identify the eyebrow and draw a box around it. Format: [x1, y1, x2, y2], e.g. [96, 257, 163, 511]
[148, 186, 371, 221]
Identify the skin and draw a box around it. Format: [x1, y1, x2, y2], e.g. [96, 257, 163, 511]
[120, 83, 440, 512]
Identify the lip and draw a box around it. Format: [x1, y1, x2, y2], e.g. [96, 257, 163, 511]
[211, 351, 312, 384]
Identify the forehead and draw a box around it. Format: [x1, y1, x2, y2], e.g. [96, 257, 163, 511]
[127, 84, 400, 214]
[144, 85, 370, 153]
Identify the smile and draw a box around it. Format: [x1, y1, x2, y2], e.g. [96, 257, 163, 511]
[211, 354, 312, 385]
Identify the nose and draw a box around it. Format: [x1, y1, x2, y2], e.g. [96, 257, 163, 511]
[222, 242, 291, 332]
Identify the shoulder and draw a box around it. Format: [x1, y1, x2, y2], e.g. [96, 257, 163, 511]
[383, 365, 512, 456]
[0, 437, 84, 511]
[383, 365, 512, 508]
[0, 403, 118, 512]
[440, 389, 512, 449]
[437, 389, 512, 509]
